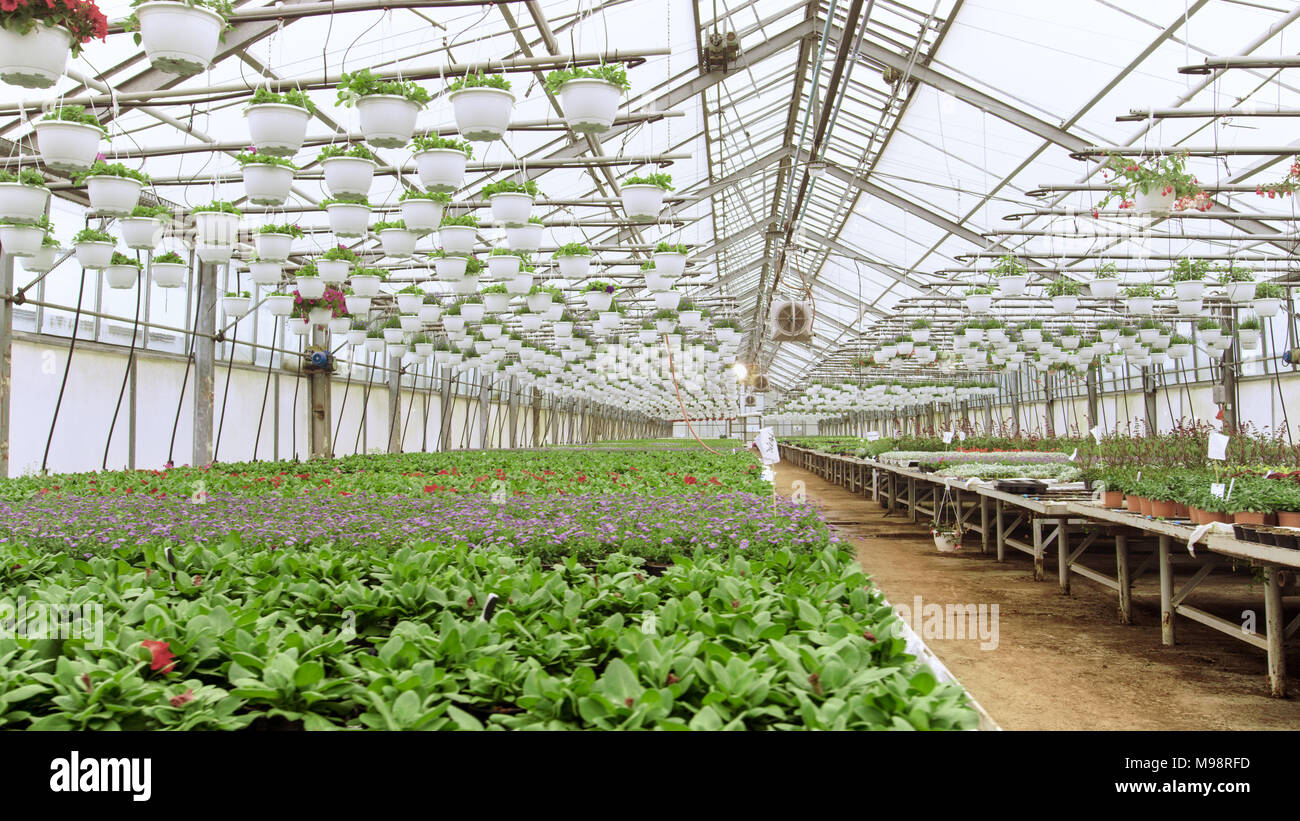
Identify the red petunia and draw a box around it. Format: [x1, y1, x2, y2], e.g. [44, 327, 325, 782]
[423, 484, 442, 492]
[141, 640, 176, 674]
[684, 476, 698, 485]
[169, 688, 195, 708]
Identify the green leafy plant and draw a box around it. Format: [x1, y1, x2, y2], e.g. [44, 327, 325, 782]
[1168, 258, 1210, 282]
[481, 180, 540, 199]
[72, 160, 149, 186]
[234, 150, 297, 169]
[154, 251, 185, 264]
[72, 227, 113, 244]
[248, 87, 317, 113]
[554, 242, 592, 258]
[440, 214, 479, 228]
[1046, 279, 1080, 297]
[990, 255, 1027, 278]
[1216, 265, 1254, 284]
[109, 252, 141, 268]
[39, 106, 107, 132]
[0, 168, 48, 188]
[624, 173, 673, 191]
[1123, 282, 1159, 299]
[321, 195, 370, 208]
[318, 144, 376, 162]
[321, 246, 360, 262]
[446, 71, 511, 93]
[398, 189, 451, 203]
[1098, 152, 1208, 211]
[1094, 262, 1119, 279]
[654, 241, 689, 254]
[544, 64, 630, 94]
[1255, 281, 1284, 300]
[372, 219, 408, 232]
[191, 201, 240, 215]
[129, 204, 171, 219]
[335, 69, 430, 107]
[259, 223, 304, 237]
[409, 135, 473, 158]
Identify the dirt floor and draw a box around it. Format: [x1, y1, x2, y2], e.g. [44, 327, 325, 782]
[773, 463, 1300, 731]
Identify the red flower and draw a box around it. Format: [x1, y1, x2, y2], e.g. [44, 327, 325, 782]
[141, 640, 176, 674]
[169, 688, 195, 707]
[423, 484, 442, 492]
[683, 476, 698, 485]
[708, 477, 721, 485]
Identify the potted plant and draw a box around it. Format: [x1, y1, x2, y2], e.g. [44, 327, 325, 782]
[552, 309, 576, 337]
[583, 280, 616, 313]
[1253, 281, 1284, 318]
[545, 242, 590, 279]
[483, 247, 522, 280]
[482, 179, 539, 226]
[1167, 332, 1193, 360]
[505, 258, 534, 294]
[236, 150, 296, 206]
[621, 172, 672, 221]
[151, 250, 187, 287]
[391, 284, 422, 314]
[317, 245, 357, 283]
[438, 214, 478, 256]
[73, 160, 149, 217]
[1045, 278, 1080, 313]
[0, 214, 52, 256]
[34, 106, 106, 171]
[963, 283, 994, 313]
[398, 189, 449, 234]
[335, 69, 430, 149]
[243, 87, 315, 157]
[295, 284, 348, 325]
[317, 142, 377, 197]
[253, 222, 301, 262]
[125, 0, 233, 77]
[374, 218, 416, 258]
[418, 294, 442, 323]
[1058, 325, 1081, 350]
[1098, 152, 1208, 213]
[345, 320, 368, 347]
[442, 301, 466, 334]
[72, 227, 114, 268]
[524, 283, 554, 314]
[1216, 264, 1255, 303]
[0, 0, 105, 88]
[102, 251, 141, 288]
[348, 266, 384, 297]
[191, 200, 241, 248]
[652, 241, 689, 277]
[263, 290, 294, 316]
[479, 283, 511, 314]
[322, 194, 370, 238]
[1089, 262, 1120, 299]
[361, 328, 385, 353]
[293, 262, 326, 300]
[343, 285, 371, 317]
[1122, 282, 1158, 315]
[1237, 315, 1262, 350]
[545, 64, 630, 134]
[410, 135, 472, 193]
[653, 308, 678, 334]
[991, 255, 1028, 296]
[432, 248, 469, 281]
[505, 215, 544, 252]
[1169, 257, 1210, 301]
[0, 168, 50, 225]
[447, 71, 514, 141]
[222, 289, 251, 317]
[117, 203, 169, 249]
[931, 521, 961, 553]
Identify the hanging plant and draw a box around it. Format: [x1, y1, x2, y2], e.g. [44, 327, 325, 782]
[292, 284, 349, 324]
[622, 173, 673, 221]
[73, 159, 150, 217]
[321, 194, 371, 238]
[151, 250, 187, 288]
[963, 283, 994, 313]
[373, 218, 416, 258]
[0, 167, 50, 225]
[244, 87, 316, 157]
[438, 213, 479, 256]
[1253, 280, 1284, 318]
[1168, 257, 1211, 301]
[545, 64, 631, 134]
[1046, 278, 1081, 314]
[410, 135, 472, 193]
[0, 0, 106, 88]
[1256, 156, 1300, 198]
[1216, 264, 1256, 304]
[990, 254, 1028, 297]
[481, 179, 540, 226]
[0, 213, 52, 257]
[398, 188, 450, 233]
[505, 215, 544, 252]
[335, 69, 430, 149]
[119, 203, 170, 249]
[124, 0, 234, 77]
[34, 106, 106, 171]
[446, 71, 514, 141]
[1097, 152, 1209, 213]
[318, 143, 377, 198]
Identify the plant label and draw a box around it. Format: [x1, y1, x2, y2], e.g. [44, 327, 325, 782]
[941, 431, 954, 444]
[1089, 424, 1102, 443]
[1068, 448, 1077, 461]
[1210, 483, 1226, 498]
[956, 430, 967, 441]
[1207, 431, 1229, 461]
[754, 427, 779, 465]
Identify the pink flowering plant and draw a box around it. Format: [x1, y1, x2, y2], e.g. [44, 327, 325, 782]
[1097, 152, 1210, 212]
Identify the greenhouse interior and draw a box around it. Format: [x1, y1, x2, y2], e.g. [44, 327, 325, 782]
[0, 0, 1298, 752]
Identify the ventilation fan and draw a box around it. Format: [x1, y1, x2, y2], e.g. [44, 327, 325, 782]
[750, 373, 771, 392]
[768, 298, 814, 343]
[742, 392, 764, 412]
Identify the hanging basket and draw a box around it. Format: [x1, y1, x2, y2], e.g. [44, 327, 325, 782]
[654, 290, 682, 311]
[196, 244, 234, 264]
[85, 176, 144, 217]
[105, 264, 140, 289]
[449, 86, 515, 141]
[486, 254, 521, 280]
[33, 119, 102, 173]
[321, 156, 376, 198]
[488, 192, 534, 226]
[505, 222, 543, 252]
[1224, 281, 1255, 303]
[505, 274, 532, 295]
[253, 231, 294, 263]
[584, 291, 614, 312]
[135, 2, 226, 76]
[308, 306, 333, 325]
[244, 103, 311, 157]
[439, 224, 477, 256]
[242, 163, 295, 206]
[0, 224, 46, 257]
[249, 260, 282, 285]
[1089, 279, 1119, 300]
[414, 148, 467, 193]
[0, 23, 73, 89]
[652, 251, 687, 277]
[0, 182, 51, 225]
[1134, 187, 1176, 214]
[119, 217, 164, 250]
[434, 255, 468, 281]
[356, 94, 422, 149]
[349, 273, 381, 297]
[525, 292, 552, 313]
[621, 184, 665, 221]
[556, 255, 591, 279]
[151, 262, 187, 288]
[222, 295, 251, 317]
[295, 275, 326, 300]
[378, 228, 417, 258]
[1253, 297, 1282, 318]
[557, 78, 623, 134]
[325, 203, 370, 238]
[192, 210, 241, 246]
[1052, 295, 1079, 314]
[996, 274, 1027, 297]
[316, 259, 350, 283]
[400, 199, 443, 233]
[74, 241, 114, 269]
[483, 293, 511, 314]
[265, 295, 294, 316]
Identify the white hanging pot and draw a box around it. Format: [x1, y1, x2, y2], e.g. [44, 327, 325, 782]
[249, 260, 282, 285]
[655, 318, 676, 334]
[653, 290, 682, 311]
[461, 303, 485, 323]
[328, 318, 351, 336]
[584, 291, 614, 312]
[418, 304, 442, 323]
[242, 163, 295, 206]
[74, 241, 114, 269]
[347, 295, 372, 314]
[400, 199, 444, 233]
[556, 255, 591, 278]
[505, 222, 543, 252]
[643, 270, 669, 292]
[449, 87, 515, 141]
[621, 184, 664, 221]
[349, 274, 381, 297]
[325, 203, 370, 238]
[996, 274, 1027, 297]
[396, 293, 423, 313]
[0, 224, 46, 256]
[105, 264, 140, 289]
[557, 79, 622, 134]
[1253, 297, 1282, 318]
[322, 156, 376, 198]
[1168, 343, 1192, 360]
[355, 94, 421, 149]
[254, 232, 294, 262]
[506, 274, 532, 295]
[1126, 296, 1154, 315]
[295, 275, 326, 300]
[85, 176, 144, 217]
[244, 103, 311, 157]
[264, 294, 295, 316]
[193, 210, 241, 246]
[525, 292, 552, 313]
[1134, 186, 1176, 214]
[965, 294, 992, 313]
[679, 310, 702, 329]
[434, 255, 468, 281]
[544, 305, 563, 321]
[345, 329, 367, 347]
[521, 313, 543, 331]
[1052, 295, 1079, 314]
[151, 262, 187, 288]
[119, 217, 164, 250]
[381, 327, 405, 345]
[443, 315, 466, 334]
[483, 293, 511, 314]
[135, 2, 226, 76]
[1239, 329, 1261, 349]
[33, 119, 102, 172]
[488, 192, 534, 226]
[308, 306, 333, 325]
[0, 23, 73, 89]
[316, 259, 350, 283]
[0, 182, 51, 224]
[1021, 328, 1043, 344]
[652, 252, 687, 277]
[1177, 299, 1203, 316]
[1089, 279, 1119, 299]
[378, 228, 417, 258]
[414, 148, 468, 193]
[1224, 281, 1255, 303]
[1173, 280, 1205, 301]
[196, 244, 233, 264]
[481, 323, 502, 340]
[486, 254, 522, 279]
[553, 321, 573, 338]
[1060, 335, 1080, 350]
[1099, 328, 1119, 343]
[912, 328, 931, 344]
[638, 329, 658, 344]
[439, 224, 476, 255]
[362, 335, 383, 351]
[222, 295, 251, 317]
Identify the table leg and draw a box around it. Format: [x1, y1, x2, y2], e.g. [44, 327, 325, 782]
[980, 495, 989, 554]
[1057, 518, 1070, 594]
[1032, 519, 1044, 581]
[1158, 534, 1174, 646]
[908, 477, 917, 523]
[1265, 566, 1287, 698]
[1115, 532, 1132, 625]
[996, 499, 1005, 562]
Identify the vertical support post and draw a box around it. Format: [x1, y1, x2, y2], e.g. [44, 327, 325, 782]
[1115, 532, 1132, 625]
[387, 353, 402, 453]
[979, 495, 989, 553]
[192, 261, 216, 467]
[128, 358, 137, 470]
[1086, 364, 1100, 432]
[309, 325, 331, 459]
[1265, 566, 1286, 697]
[1, 254, 15, 478]
[1032, 518, 1044, 580]
[478, 372, 491, 450]
[1009, 370, 1021, 437]
[1043, 374, 1056, 438]
[531, 387, 541, 447]
[1057, 517, 1070, 594]
[1221, 341, 1238, 432]
[995, 499, 1005, 562]
[438, 369, 453, 451]
[507, 376, 518, 449]
[1158, 534, 1174, 646]
[1142, 366, 1158, 436]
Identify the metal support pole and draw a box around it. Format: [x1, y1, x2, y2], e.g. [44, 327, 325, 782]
[0, 254, 12, 478]
[1086, 365, 1100, 432]
[308, 325, 331, 459]
[387, 353, 402, 453]
[192, 262, 216, 467]
[507, 376, 518, 448]
[478, 373, 491, 449]
[1142, 366, 1159, 436]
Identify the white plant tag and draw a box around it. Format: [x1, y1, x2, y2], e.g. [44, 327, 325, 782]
[957, 430, 967, 441]
[1068, 448, 1078, 461]
[941, 431, 954, 444]
[1207, 431, 1229, 461]
[1210, 483, 1226, 498]
[1089, 424, 1102, 444]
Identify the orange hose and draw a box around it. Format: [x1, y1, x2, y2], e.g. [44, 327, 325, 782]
[663, 333, 723, 455]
